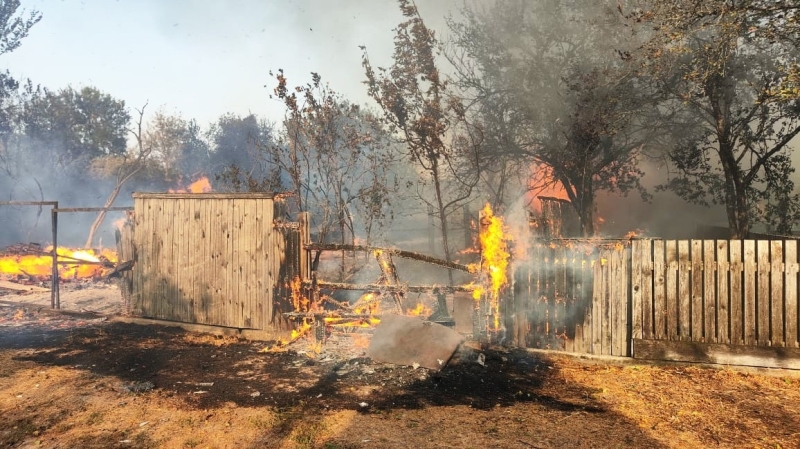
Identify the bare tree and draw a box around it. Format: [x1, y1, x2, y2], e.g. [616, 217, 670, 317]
[363, 0, 480, 281]
[85, 103, 153, 247]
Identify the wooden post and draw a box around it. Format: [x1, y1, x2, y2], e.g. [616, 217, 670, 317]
[50, 203, 59, 309]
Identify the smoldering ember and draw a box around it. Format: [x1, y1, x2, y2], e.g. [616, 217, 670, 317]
[2, 1, 800, 448]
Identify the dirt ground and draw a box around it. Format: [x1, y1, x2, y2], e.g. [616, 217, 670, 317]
[1, 287, 800, 448]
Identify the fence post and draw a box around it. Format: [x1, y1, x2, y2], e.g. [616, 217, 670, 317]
[50, 203, 59, 309]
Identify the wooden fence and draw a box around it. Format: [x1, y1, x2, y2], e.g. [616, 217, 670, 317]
[511, 240, 630, 356]
[127, 193, 308, 333]
[515, 239, 800, 368]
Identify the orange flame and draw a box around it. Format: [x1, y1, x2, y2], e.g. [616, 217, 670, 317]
[169, 176, 212, 193]
[0, 247, 118, 280]
[473, 203, 512, 331]
[407, 302, 431, 317]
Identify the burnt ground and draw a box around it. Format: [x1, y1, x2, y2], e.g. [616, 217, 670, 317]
[1, 302, 800, 448]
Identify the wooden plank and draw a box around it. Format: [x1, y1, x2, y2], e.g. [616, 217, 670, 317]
[665, 240, 678, 340]
[188, 198, 199, 324]
[632, 338, 800, 370]
[716, 240, 730, 344]
[0, 280, 49, 292]
[209, 199, 223, 327]
[611, 249, 623, 355]
[641, 240, 654, 339]
[602, 251, 612, 355]
[631, 240, 643, 340]
[556, 245, 567, 350]
[161, 199, 175, 322]
[729, 241, 743, 345]
[678, 240, 691, 340]
[173, 198, 184, 322]
[786, 240, 799, 348]
[150, 198, 160, 319]
[620, 247, 630, 356]
[653, 240, 666, 340]
[703, 240, 717, 342]
[770, 240, 785, 346]
[592, 255, 602, 354]
[757, 240, 770, 345]
[177, 198, 188, 323]
[743, 240, 757, 345]
[252, 199, 263, 330]
[245, 200, 257, 329]
[203, 199, 213, 327]
[690, 240, 703, 341]
[224, 198, 234, 327]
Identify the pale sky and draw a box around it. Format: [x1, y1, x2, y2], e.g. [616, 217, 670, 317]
[3, 0, 459, 126]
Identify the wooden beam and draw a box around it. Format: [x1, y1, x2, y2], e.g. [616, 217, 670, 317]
[305, 243, 473, 272]
[313, 280, 475, 294]
[632, 338, 800, 370]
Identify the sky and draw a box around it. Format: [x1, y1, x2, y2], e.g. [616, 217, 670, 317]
[3, 0, 460, 126]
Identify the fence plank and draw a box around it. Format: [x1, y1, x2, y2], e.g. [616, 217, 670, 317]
[631, 240, 643, 340]
[785, 241, 798, 348]
[666, 240, 678, 339]
[730, 241, 743, 345]
[602, 252, 612, 355]
[642, 240, 654, 339]
[704, 240, 717, 342]
[653, 240, 666, 340]
[757, 241, 770, 346]
[744, 240, 757, 345]
[691, 240, 703, 341]
[611, 249, 622, 355]
[716, 240, 730, 344]
[771, 240, 785, 346]
[678, 241, 691, 340]
[619, 247, 630, 356]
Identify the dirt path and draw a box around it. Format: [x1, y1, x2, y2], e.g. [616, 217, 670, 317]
[1, 299, 799, 448]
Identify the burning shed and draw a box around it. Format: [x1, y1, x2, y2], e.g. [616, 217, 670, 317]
[122, 192, 307, 335]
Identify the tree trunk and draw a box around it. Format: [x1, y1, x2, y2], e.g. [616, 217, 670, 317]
[84, 181, 125, 248]
[718, 139, 749, 239]
[431, 163, 454, 286]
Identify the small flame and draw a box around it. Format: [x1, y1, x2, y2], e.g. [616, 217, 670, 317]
[169, 176, 212, 193]
[406, 302, 431, 317]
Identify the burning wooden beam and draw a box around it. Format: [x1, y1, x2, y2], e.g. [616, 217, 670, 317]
[305, 243, 473, 273]
[313, 280, 476, 294]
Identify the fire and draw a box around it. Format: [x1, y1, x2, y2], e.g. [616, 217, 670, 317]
[406, 302, 431, 317]
[0, 246, 117, 280]
[324, 316, 382, 328]
[473, 203, 512, 331]
[169, 176, 212, 193]
[527, 165, 569, 212]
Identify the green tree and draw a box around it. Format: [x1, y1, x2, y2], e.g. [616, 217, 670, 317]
[638, 0, 800, 237]
[23, 86, 130, 173]
[0, 0, 41, 56]
[447, 0, 659, 236]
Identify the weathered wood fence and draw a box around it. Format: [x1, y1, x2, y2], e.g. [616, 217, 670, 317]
[515, 239, 800, 368]
[125, 193, 308, 334]
[512, 240, 630, 356]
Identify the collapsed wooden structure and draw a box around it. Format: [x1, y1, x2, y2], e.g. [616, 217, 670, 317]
[114, 192, 800, 369]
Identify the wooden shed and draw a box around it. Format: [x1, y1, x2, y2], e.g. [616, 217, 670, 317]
[121, 192, 308, 333]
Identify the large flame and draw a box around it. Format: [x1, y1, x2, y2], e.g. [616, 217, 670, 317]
[169, 176, 212, 193]
[473, 203, 512, 331]
[0, 247, 118, 280]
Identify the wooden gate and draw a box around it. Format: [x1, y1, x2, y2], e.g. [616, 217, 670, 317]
[125, 193, 306, 332]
